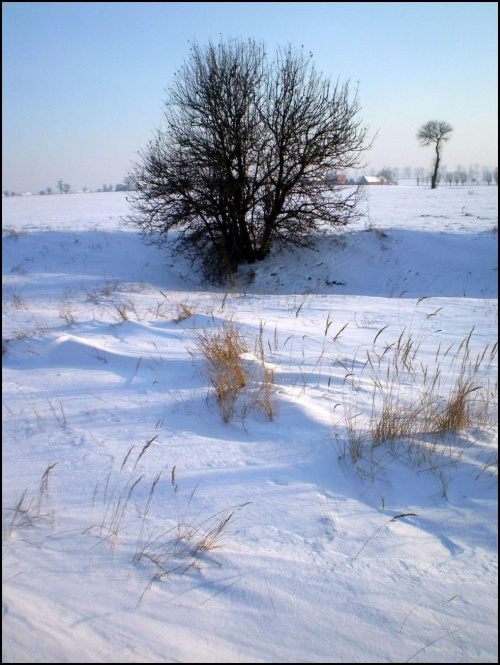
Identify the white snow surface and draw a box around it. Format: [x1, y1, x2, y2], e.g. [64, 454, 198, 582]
[2, 186, 498, 663]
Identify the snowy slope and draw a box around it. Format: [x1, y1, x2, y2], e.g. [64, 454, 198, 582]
[2, 186, 498, 663]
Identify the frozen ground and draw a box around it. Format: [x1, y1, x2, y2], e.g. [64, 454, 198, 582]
[2, 185, 498, 663]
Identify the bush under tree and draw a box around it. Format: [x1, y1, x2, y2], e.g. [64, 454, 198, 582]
[128, 38, 368, 280]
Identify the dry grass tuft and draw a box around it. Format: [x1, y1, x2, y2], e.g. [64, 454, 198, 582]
[4, 227, 29, 240]
[3, 463, 57, 538]
[113, 303, 130, 322]
[48, 399, 68, 428]
[332, 327, 498, 489]
[195, 319, 277, 422]
[173, 303, 194, 323]
[85, 281, 119, 304]
[59, 300, 76, 324]
[134, 493, 251, 608]
[435, 377, 482, 433]
[89, 438, 158, 550]
[249, 321, 276, 419]
[196, 320, 249, 422]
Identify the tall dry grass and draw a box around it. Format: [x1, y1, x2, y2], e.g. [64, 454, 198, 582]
[333, 326, 497, 485]
[3, 463, 57, 538]
[195, 318, 276, 422]
[195, 320, 249, 422]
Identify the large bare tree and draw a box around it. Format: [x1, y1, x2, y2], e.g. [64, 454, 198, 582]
[128, 39, 369, 280]
[416, 120, 453, 190]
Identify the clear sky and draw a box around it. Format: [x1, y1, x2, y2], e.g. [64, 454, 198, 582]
[2, 1, 498, 193]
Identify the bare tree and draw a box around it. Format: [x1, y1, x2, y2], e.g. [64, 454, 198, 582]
[377, 167, 397, 184]
[128, 38, 369, 280]
[122, 175, 136, 191]
[56, 180, 70, 194]
[416, 120, 453, 189]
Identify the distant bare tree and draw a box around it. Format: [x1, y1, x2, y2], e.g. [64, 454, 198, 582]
[416, 120, 453, 189]
[483, 169, 492, 185]
[494, 167, 498, 185]
[445, 172, 454, 186]
[471, 164, 481, 183]
[128, 38, 369, 280]
[414, 167, 424, 186]
[123, 175, 136, 191]
[377, 167, 397, 184]
[56, 180, 70, 194]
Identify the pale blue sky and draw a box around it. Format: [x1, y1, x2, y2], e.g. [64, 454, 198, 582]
[2, 1, 498, 192]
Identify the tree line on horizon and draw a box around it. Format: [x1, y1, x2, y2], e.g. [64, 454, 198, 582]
[3, 164, 497, 200]
[341, 164, 497, 187]
[2, 176, 138, 197]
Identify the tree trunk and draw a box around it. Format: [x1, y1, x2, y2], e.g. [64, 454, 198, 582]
[431, 143, 440, 189]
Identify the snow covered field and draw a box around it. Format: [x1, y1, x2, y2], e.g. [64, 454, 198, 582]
[2, 185, 498, 663]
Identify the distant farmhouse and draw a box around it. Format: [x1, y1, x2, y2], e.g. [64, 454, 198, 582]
[325, 172, 347, 185]
[358, 176, 387, 185]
